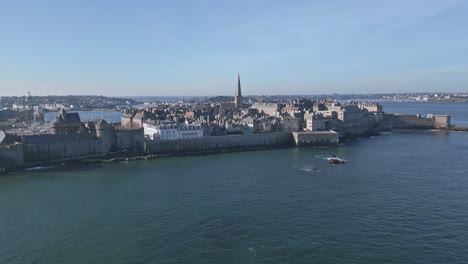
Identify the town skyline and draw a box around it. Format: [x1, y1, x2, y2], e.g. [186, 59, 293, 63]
[1, 0, 468, 96]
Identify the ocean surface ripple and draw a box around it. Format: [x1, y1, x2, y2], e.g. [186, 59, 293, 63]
[1, 130, 468, 263]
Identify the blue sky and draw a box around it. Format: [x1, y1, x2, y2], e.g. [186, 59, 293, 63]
[0, 0, 467, 96]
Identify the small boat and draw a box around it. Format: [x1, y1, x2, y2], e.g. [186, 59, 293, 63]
[327, 155, 346, 165]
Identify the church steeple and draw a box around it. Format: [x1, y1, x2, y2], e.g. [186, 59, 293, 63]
[236, 73, 242, 97]
[235, 73, 243, 108]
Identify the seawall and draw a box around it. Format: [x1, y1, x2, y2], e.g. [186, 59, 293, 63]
[1, 111, 456, 174]
[145, 132, 295, 155]
[382, 114, 451, 130]
[450, 125, 468, 132]
[0, 143, 24, 171]
[292, 131, 339, 147]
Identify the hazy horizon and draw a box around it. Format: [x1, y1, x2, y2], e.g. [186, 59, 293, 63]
[2, 91, 466, 99]
[1, 0, 468, 96]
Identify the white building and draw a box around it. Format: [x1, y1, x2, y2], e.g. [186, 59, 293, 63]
[251, 102, 280, 117]
[357, 102, 382, 113]
[143, 121, 203, 140]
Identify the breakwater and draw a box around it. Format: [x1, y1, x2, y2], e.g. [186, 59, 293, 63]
[450, 125, 468, 131]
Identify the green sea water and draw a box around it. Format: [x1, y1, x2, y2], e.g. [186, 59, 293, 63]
[1, 129, 468, 263]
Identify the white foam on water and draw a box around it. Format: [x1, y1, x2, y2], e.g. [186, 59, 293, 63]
[291, 165, 320, 173]
[299, 166, 320, 173]
[24, 166, 54, 171]
[315, 154, 331, 160]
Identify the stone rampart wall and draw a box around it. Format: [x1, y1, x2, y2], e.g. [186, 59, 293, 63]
[382, 114, 435, 129]
[22, 138, 106, 164]
[21, 133, 96, 144]
[292, 131, 339, 147]
[336, 121, 380, 139]
[112, 128, 144, 151]
[432, 115, 451, 129]
[145, 132, 294, 155]
[0, 144, 24, 169]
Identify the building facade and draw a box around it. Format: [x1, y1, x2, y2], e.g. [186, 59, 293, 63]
[143, 121, 203, 140]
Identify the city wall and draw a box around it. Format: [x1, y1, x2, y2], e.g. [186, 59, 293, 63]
[112, 128, 144, 151]
[292, 131, 339, 147]
[22, 138, 106, 164]
[335, 121, 380, 140]
[382, 114, 451, 130]
[430, 115, 451, 129]
[0, 111, 455, 173]
[145, 131, 342, 155]
[0, 144, 24, 170]
[1, 134, 107, 171]
[145, 132, 295, 155]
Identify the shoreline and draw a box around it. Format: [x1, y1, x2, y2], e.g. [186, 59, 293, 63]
[3, 127, 465, 176]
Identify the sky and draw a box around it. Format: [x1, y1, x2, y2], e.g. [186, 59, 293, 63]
[0, 0, 468, 96]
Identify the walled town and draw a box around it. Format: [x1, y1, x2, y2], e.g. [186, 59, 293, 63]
[0, 75, 453, 173]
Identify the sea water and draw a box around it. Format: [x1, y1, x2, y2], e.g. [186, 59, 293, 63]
[1, 102, 468, 263]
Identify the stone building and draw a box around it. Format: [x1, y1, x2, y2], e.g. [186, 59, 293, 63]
[251, 102, 280, 117]
[304, 111, 326, 131]
[357, 102, 383, 113]
[121, 109, 148, 129]
[280, 113, 301, 132]
[50, 109, 81, 134]
[143, 121, 203, 140]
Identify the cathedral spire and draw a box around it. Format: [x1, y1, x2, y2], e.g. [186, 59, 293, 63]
[236, 72, 242, 97]
[235, 73, 243, 108]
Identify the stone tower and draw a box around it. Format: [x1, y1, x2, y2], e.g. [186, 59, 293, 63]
[50, 109, 81, 135]
[95, 119, 112, 153]
[235, 73, 243, 108]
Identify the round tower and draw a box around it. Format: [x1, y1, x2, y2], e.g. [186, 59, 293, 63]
[95, 119, 112, 153]
[50, 115, 64, 135]
[50, 109, 81, 134]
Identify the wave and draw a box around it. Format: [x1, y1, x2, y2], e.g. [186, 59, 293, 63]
[315, 154, 331, 160]
[291, 165, 320, 173]
[24, 166, 54, 171]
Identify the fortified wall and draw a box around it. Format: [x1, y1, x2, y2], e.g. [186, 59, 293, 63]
[0, 110, 145, 172]
[145, 132, 294, 155]
[0, 108, 454, 173]
[0, 143, 24, 170]
[292, 131, 339, 147]
[112, 129, 144, 151]
[21, 133, 106, 164]
[145, 131, 341, 156]
[382, 114, 451, 130]
[333, 120, 381, 140]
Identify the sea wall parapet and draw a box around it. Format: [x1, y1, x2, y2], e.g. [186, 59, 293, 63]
[145, 132, 294, 155]
[382, 114, 451, 130]
[292, 131, 339, 147]
[0, 143, 24, 171]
